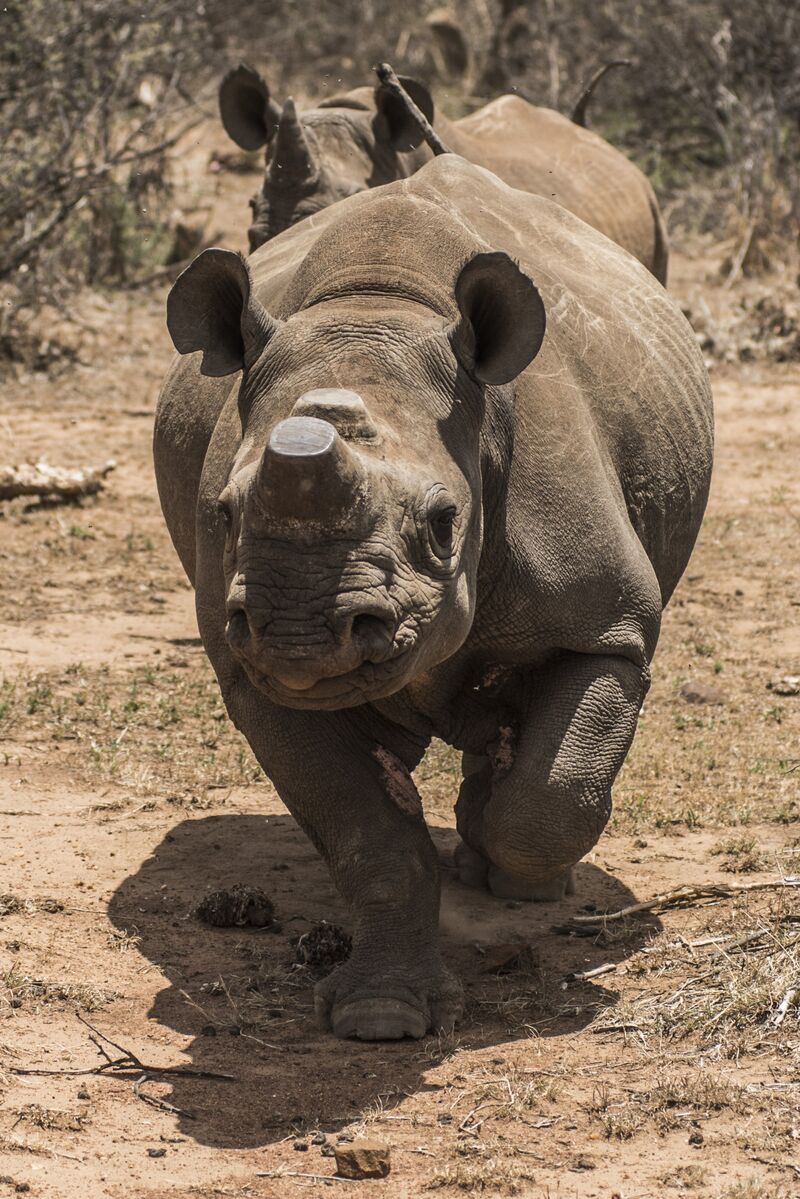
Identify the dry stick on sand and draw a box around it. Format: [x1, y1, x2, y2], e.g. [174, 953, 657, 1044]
[0, 460, 116, 502]
[10, 1016, 235, 1117]
[374, 62, 452, 156]
[569, 876, 800, 926]
[255, 1171, 356, 1184]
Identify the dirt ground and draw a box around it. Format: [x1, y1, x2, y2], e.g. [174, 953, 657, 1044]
[1, 132, 799, 1199]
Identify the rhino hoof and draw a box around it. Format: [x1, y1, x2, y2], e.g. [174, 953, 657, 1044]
[487, 864, 576, 902]
[331, 998, 428, 1040]
[454, 840, 489, 888]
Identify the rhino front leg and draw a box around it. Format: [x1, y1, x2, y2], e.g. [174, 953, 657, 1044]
[455, 652, 650, 899]
[223, 678, 463, 1040]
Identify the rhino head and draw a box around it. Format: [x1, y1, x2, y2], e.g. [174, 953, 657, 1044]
[218, 63, 435, 251]
[166, 225, 545, 710]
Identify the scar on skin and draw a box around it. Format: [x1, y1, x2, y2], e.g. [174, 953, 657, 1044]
[373, 747, 424, 818]
[491, 725, 515, 777]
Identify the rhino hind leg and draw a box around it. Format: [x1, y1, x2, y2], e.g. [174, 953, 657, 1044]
[455, 652, 650, 898]
[454, 832, 576, 901]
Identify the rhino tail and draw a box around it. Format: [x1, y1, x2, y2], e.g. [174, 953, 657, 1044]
[570, 59, 632, 127]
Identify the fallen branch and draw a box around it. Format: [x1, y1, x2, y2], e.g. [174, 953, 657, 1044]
[569, 876, 800, 926]
[374, 62, 451, 156]
[255, 1171, 355, 1184]
[562, 962, 617, 985]
[133, 1072, 195, 1120]
[0, 460, 116, 503]
[10, 1014, 235, 1085]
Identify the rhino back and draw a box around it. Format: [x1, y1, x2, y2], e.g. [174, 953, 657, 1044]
[451, 96, 666, 282]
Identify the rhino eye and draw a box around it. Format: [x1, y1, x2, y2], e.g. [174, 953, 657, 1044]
[217, 494, 237, 553]
[428, 505, 456, 558]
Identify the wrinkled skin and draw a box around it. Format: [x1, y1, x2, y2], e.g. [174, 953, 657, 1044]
[154, 157, 712, 1041]
[218, 65, 669, 283]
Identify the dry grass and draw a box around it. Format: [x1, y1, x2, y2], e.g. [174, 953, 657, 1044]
[0, 895, 64, 917]
[2, 964, 115, 1013]
[14, 1104, 89, 1133]
[465, 1064, 562, 1116]
[426, 1141, 537, 1194]
[0, 661, 262, 800]
[589, 1068, 750, 1140]
[716, 835, 766, 873]
[602, 899, 800, 1055]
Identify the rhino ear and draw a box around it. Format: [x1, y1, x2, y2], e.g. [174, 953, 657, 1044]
[450, 252, 546, 385]
[167, 248, 281, 377]
[219, 63, 282, 151]
[374, 76, 435, 150]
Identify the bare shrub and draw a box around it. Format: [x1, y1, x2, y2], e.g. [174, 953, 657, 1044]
[0, 2, 219, 284]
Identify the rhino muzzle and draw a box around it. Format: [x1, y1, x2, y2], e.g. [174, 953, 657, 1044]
[225, 410, 400, 698]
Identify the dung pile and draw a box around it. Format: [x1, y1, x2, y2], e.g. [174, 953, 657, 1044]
[293, 921, 352, 977]
[194, 885, 275, 928]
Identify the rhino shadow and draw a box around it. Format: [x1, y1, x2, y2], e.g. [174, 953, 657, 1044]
[108, 811, 658, 1149]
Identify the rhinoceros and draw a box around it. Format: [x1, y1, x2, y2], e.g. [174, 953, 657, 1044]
[218, 64, 668, 282]
[154, 155, 712, 1041]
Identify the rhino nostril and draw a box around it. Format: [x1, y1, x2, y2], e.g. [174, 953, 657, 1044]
[349, 611, 395, 656]
[226, 609, 251, 650]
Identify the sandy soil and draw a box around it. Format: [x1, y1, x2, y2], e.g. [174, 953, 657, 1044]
[0, 139, 798, 1199]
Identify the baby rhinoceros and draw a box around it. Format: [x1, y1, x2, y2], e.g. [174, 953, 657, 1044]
[154, 156, 713, 1041]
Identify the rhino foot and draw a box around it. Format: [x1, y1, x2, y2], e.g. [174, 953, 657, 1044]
[314, 956, 464, 1041]
[454, 839, 576, 902]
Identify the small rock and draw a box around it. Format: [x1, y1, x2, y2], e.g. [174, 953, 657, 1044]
[15, 1186, 31, 1195]
[768, 675, 800, 697]
[336, 1133, 354, 1144]
[688, 1130, 704, 1146]
[571, 1156, 596, 1171]
[200, 1024, 217, 1036]
[680, 681, 725, 705]
[321, 1144, 335, 1157]
[437, 1113, 454, 1125]
[333, 1140, 391, 1180]
[293, 1140, 309, 1152]
[147, 1147, 167, 1158]
[77, 1087, 90, 1100]
[311, 1133, 327, 1145]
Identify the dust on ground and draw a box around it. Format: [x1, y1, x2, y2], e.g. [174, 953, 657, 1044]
[1, 128, 799, 1199]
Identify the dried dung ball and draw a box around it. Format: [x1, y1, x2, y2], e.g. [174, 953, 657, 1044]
[194, 885, 275, 928]
[293, 921, 352, 977]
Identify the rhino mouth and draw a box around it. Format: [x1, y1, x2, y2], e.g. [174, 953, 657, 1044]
[241, 648, 413, 710]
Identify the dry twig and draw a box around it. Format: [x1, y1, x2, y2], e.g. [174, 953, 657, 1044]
[569, 877, 800, 926]
[10, 1014, 235, 1085]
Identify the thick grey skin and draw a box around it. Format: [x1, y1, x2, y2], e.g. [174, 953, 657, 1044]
[220, 70, 668, 283]
[154, 157, 712, 1040]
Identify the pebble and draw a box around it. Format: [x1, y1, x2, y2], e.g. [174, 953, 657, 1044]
[293, 1140, 309, 1152]
[680, 681, 725, 705]
[333, 1140, 391, 1179]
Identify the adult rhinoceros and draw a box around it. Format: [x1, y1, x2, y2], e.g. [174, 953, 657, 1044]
[218, 64, 669, 282]
[154, 156, 712, 1041]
